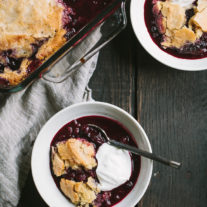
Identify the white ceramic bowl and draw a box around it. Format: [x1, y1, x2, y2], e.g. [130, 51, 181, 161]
[31, 102, 153, 207]
[130, 0, 207, 71]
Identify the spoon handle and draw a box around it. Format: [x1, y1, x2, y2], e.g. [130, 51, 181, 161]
[109, 140, 181, 169]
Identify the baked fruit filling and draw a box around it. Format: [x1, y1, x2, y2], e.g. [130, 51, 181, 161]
[145, 0, 207, 58]
[52, 139, 100, 207]
[0, 0, 112, 87]
[0, 0, 66, 86]
[50, 116, 141, 207]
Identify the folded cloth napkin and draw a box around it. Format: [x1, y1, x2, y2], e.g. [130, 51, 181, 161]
[0, 26, 100, 206]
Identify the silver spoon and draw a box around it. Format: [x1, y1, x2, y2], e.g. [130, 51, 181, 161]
[88, 124, 181, 169]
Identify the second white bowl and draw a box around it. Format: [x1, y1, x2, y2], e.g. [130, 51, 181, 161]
[31, 102, 153, 207]
[130, 0, 207, 71]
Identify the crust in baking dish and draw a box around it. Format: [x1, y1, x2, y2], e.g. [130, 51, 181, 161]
[0, 0, 67, 86]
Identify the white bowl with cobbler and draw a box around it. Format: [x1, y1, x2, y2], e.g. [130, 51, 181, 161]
[131, 0, 207, 70]
[31, 102, 153, 207]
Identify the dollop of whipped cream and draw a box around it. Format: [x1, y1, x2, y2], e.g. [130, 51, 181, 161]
[171, 0, 195, 9]
[96, 143, 132, 191]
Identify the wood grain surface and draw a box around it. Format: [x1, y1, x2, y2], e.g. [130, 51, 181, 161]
[18, 8, 207, 207]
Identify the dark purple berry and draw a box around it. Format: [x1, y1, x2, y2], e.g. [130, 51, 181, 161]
[115, 195, 120, 200]
[102, 192, 111, 200]
[0, 63, 4, 73]
[6, 56, 22, 71]
[106, 199, 111, 205]
[151, 26, 157, 32]
[64, 28, 76, 40]
[126, 181, 134, 188]
[73, 120, 78, 126]
[81, 125, 90, 135]
[68, 172, 75, 179]
[87, 170, 96, 178]
[77, 123, 81, 127]
[76, 172, 87, 181]
[74, 128, 80, 136]
[67, 127, 73, 135]
[90, 132, 105, 144]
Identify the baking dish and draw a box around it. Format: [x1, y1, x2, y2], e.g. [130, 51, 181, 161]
[0, 0, 126, 93]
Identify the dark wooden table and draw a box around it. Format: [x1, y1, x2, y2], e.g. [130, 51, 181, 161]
[18, 7, 207, 207]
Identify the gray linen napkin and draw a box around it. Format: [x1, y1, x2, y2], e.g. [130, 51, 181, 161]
[0, 27, 100, 206]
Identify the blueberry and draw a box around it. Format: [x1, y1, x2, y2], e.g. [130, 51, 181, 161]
[67, 127, 73, 135]
[68, 172, 75, 179]
[106, 199, 111, 205]
[3, 50, 12, 56]
[81, 125, 89, 135]
[6, 56, 22, 71]
[102, 192, 111, 200]
[151, 26, 157, 32]
[74, 128, 80, 136]
[59, 134, 66, 141]
[77, 123, 81, 128]
[0, 63, 4, 73]
[76, 172, 87, 181]
[200, 41, 207, 48]
[90, 132, 105, 144]
[72, 19, 78, 26]
[87, 170, 96, 178]
[92, 0, 98, 5]
[126, 181, 134, 187]
[64, 28, 76, 40]
[152, 33, 159, 38]
[115, 195, 120, 200]
[73, 119, 78, 126]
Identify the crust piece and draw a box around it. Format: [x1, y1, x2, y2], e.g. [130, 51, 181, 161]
[154, 0, 207, 49]
[60, 177, 99, 207]
[57, 138, 97, 170]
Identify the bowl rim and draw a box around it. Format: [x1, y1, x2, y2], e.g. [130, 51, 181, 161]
[31, 101, 153, 207]
[130, 0, 207, 71]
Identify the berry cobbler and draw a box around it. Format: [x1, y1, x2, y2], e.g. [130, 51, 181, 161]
[50, 116, 141, 207]
[145, 0, 207, 59]
[0, 0, 112, 86]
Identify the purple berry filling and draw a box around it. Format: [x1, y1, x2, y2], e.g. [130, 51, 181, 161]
[50, 115, 141, 207]
[144, 0, 207, 59]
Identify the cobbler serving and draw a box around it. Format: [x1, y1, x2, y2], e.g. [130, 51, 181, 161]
[0, 0, 111, 86]
[50, 116, 141, 207]
[145, 0, 207, 59]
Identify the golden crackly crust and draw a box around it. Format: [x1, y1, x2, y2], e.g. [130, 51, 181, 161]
[162, 27, 196, 48]
[57, 139, 97, 170]
[197, 0, 207, 12]
[191, 7, 207, 32]
[155, 0, 207, 49]
[51, 147, 66, 177]
[60, 177, 99, 206]
[0, 0, 67, 86]
[160, 1, 186, 30]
